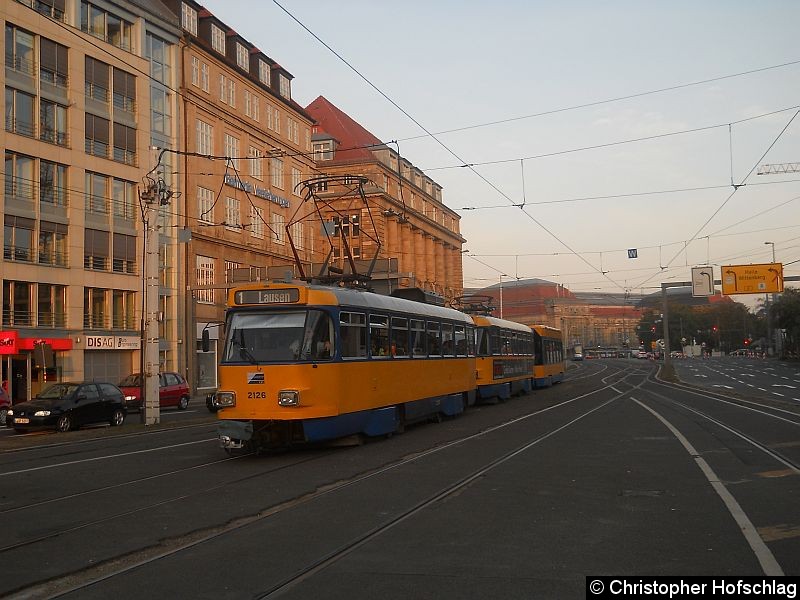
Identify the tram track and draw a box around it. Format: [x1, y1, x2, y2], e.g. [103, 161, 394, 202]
[15, 373, 644, 600]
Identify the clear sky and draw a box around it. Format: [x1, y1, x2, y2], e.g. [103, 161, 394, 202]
[202, 0, 800, 302]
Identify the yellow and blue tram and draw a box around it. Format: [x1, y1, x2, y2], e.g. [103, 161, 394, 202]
[211, 282, 477, 450]
[471, 314, 535, 402]
[531, 324, 565, 387]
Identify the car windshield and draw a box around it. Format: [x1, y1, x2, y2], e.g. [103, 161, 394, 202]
[119, 374, 142, 387]
[38, 383, 80, 399]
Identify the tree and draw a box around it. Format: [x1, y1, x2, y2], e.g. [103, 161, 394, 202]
[771, 288, 800, 359]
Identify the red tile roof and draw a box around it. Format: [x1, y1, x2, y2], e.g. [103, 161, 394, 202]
[305, 96, 384, 161]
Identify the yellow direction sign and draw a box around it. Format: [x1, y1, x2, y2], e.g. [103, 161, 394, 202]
[721, 263, 784, 295]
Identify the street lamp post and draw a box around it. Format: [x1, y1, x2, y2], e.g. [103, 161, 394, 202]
[765, 241, 775, 356]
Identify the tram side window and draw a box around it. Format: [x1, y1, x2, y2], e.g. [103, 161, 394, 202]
[340, 311, 367, 359]
[454, 325, 467, 356]
[476, 327, 489, 356]
[426, 321, 442, 357]
[410, 319, 426, 357]
[441, 323, 455, 356]
[370, 314, 390, 358]
[391, 316, 409, 358]
[490, 328, 501, 356]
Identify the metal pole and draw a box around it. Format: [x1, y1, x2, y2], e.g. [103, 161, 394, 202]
[662, 283, 671, 368]
[765, 241, 775, 357]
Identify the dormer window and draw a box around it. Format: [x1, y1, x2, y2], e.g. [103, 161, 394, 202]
[211, 24, 225, 54]
[278, 74, 290, 99]
[236, 43, 248, 70]
[313, 141, 333, 162]
[181, 3, 197, 35]
[258, 59, 270, 86]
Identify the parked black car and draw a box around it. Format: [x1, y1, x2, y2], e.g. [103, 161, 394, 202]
[7, 382, 127, 433]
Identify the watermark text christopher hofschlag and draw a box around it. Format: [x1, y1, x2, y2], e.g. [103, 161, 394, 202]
[586, 576, 798, 599]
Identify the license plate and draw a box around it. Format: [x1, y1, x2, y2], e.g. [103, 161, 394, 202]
[14, 418, 30, 424]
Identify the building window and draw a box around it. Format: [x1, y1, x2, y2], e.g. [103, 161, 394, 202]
[40, 37, 68, 88]
[249, 147, 262, 179]
[224, 134, 240, 170]
[196, 119, 213, 155]
[211, 24, 225, 54]
[271, 213, 285, 244]
[219, 75, 235, 106]
[224, 260, 241, 283]
[85, 56, 110, 102]
[200, 62, 209, 92]
[151, 87, 171, 135]
[112, 67, 136, 112]
[197, 186, 214, 223]
[38, 283, 67, 328]
[271, 157, 284, 189]
[5, 25, 35, 75]
[236, 42, 248, 70]
[244, 90, 259, 121]
[181, 2, 197, 35]
[5, 88, 35, 137]
[291, 167, 301, 195]
[84, 287, 108, 329]
[84, 228, 109, 270]
[278, 74, 290, 99]
[39, 99, 68, 146]
[39, 221, 68, 267]
[40, 160, 68, 207]
[4, 152, 35, 202]
[313, 141, 333, 161]
[258, 59, 270, 85]
[113, 178, 136, 221]
[2, 280, 33, 327]
[196, 255, 215, 304]
[80, 2, 133, 52]
[290, 221, 303, 250]
[85, 171, 109, 214]
[112, 122, 136, 165]
[112, 289, 135, 329]
[225, 197, 241, 230]
[3, 215, 35, 262]
[191, 56, 199, 87]
[146, 33, 171, 84]
[250, 206, 264, 239]
[286, 117, 299, 144]
[112, 233, 136, 274]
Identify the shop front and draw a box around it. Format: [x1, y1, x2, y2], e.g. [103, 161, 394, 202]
[0, 330, 72, 403]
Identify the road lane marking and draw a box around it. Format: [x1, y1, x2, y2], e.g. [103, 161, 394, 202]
[631, 397, 784, 576]
[0, 438, 217, 477]
[772, 384, 796, 389]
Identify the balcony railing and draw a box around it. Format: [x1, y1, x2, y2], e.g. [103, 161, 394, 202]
[40, 68, 68, 88]
[40, 127, 69, 147]
[37, 311, 67, 328]
[3, 245, 34, 262]
[112, 258, 137, 275]
[17, 0, 66, 22]
[83, 314, 109, 329]
[5, 52, 35, 76]
[85, 138, 109, 158]
[38, 249, 68, 267]
[2, 309, 34, 327]
[84, 82, 109, 103]
[5, 117, 36, 138]
[112, 147, 137, 166]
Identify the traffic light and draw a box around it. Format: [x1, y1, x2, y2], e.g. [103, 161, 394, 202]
[651, 326, 656, 333]
[712, 325, 718, 333]
[744, 338, 750, 346]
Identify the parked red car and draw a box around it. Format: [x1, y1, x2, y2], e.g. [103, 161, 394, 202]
[118, 372, 190, 411]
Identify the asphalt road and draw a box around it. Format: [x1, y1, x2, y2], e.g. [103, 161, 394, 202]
[1, 358, 798, 599]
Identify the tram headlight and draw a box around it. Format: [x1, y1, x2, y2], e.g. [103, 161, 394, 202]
[214, 391, 236, 408]
[278, 390, 299, 407]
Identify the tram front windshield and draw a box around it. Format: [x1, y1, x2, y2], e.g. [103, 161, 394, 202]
[223, 309, 334, 363]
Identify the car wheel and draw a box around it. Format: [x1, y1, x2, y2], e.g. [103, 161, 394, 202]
[178, 395, 189, 410]
[56, 413, 72, 432]
[0, 408, 7, 427]
[109, 408, 125, 427]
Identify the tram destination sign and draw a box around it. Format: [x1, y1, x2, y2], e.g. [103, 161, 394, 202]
[235, 288, 300, 305]
[721, 263, 783, 295]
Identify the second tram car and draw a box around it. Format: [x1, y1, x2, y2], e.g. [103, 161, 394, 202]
[531, 324, 565, 387]
[471, 314, 535, 402]
[211, 282, 477, 451]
